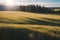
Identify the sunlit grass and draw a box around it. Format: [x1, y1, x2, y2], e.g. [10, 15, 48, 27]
[0, 11, 60, 38]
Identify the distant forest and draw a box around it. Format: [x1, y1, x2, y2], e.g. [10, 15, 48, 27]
[0, 5, 60, 13]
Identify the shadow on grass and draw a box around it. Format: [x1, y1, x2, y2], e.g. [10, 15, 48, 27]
[0, 17, 60, 27]
[25, 18, 60, 26]
[0, 28, 59, 40]
[31, 12, 60, 15]
[42, 18, 60, 24]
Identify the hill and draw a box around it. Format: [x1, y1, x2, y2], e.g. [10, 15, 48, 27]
[0, 11, 60, 40]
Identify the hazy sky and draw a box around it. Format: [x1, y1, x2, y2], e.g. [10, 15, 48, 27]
[0, 0, 60, 7]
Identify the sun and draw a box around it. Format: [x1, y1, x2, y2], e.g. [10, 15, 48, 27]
[5, 0, 15, 6]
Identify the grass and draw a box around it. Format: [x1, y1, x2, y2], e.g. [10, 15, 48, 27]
[0, 11, 60, 40]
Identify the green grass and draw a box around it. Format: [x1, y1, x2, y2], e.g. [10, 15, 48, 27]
[0, 11, 60, 39]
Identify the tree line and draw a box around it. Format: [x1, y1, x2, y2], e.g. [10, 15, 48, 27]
[0, 4, 60, 13]
[19, 5, 60, 13]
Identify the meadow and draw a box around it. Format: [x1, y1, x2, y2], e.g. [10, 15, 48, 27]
[0, 11, 60, 40]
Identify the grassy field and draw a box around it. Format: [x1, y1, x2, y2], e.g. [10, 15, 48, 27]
[0, 11, 60, 40]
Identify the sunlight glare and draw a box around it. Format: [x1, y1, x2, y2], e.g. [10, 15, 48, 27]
[5, 0, 15, 6]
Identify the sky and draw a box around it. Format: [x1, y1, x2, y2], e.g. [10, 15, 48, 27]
[0, 0, 60, 7]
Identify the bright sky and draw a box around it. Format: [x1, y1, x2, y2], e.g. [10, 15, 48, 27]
[0, 0, 60, 7]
